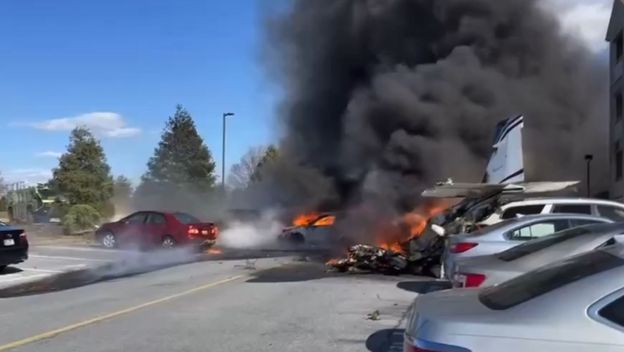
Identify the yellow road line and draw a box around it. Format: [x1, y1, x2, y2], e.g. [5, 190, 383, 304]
[0, 275, 245, 352]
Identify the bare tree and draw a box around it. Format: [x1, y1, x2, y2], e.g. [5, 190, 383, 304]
[228, 146, 267, 189]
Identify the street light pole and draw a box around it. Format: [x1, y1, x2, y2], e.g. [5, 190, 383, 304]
[222, 112, 235, 189]
[585, 154, 593, 197]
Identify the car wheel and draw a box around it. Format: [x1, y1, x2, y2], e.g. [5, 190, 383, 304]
[0, 265, 6, 273]
[161, 235, 176, 248]
[101, 232, 117, 249]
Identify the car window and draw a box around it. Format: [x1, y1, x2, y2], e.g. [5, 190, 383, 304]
[480, 250, 624, 310]
[552, 204, 592, 215]
[507, 219, 569, 240]
[147, 213, 166, 224]
[124, 213, 147, 224]
[598, 206, 624, 222]
[173, 212, 200, 224]
[501, 205, 545, 220]
[498, 226, 593, 262]
[570, 219, 606, 227]
[599, 295, 624, 327]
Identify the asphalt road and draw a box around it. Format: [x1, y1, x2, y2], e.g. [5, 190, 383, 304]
[0, 250, 426, 352]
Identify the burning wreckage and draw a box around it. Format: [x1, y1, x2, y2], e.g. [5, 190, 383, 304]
[324, 115, 580, 276]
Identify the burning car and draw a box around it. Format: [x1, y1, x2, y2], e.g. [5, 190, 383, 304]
[279, 212, 347, 249]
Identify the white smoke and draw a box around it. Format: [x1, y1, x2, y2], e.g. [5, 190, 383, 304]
[219, 211, 285, 249]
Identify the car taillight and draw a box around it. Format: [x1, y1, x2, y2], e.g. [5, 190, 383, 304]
[210, 226, 218, 236]
[19, 232, 27, 244]
[451, 242, 478, 254]
[188, 226, 200, 236]
[462, 273, 486, 287]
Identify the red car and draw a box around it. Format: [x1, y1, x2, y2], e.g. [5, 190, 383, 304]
[95, 211, 218, 250]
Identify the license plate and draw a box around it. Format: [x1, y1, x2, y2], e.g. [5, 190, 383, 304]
[3, 239, 15, 246]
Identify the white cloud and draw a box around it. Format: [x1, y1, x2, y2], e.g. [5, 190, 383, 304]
[542, 0, 612, 53]
[29, 112, 141, 138]
[36, 151, 63, 158]
[3, 168, 52, 185]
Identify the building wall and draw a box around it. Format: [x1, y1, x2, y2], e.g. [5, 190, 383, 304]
[610, 2, 624, 201]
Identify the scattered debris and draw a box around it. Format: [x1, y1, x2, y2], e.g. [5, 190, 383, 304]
[326, 245, 408, 274]
[367, 310, 381, 321]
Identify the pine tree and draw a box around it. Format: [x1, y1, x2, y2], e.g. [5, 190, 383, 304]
[52, 127, 113, 214]
[140, 105, 217, 193]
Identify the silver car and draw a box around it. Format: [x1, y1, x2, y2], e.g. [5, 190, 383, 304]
[442, 213, 611, 279]
[405, 245, 624, 352]
[451, 222, 624, 288]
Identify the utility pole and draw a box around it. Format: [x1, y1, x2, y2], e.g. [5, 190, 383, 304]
[585, 154, 593, 197]
[222, 112, 235, 189]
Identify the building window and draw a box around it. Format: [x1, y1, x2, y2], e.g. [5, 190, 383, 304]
[617, 32, 624, 62]
[617, 92, 623, 121]
[617, 142, 623, 181]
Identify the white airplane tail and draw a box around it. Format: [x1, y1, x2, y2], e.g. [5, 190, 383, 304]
[422, 114, 579, 198]
[483, 115, 524, 184]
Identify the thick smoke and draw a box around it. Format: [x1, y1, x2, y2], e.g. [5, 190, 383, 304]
[265, 0, 608, 213]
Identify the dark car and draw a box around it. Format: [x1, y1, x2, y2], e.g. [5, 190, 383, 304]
[95, 211, 218, 250]
[0, 222, 28, 272]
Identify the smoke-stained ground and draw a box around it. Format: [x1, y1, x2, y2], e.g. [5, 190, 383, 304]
[263, 0, 608, 215]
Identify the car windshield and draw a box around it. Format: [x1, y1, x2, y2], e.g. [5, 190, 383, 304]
[173, 213, 200, 224]
[497, 226, 593, 261]
[480, 250, 624, 310]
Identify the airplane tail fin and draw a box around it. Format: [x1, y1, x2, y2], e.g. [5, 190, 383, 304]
[483, 115, 524, 184]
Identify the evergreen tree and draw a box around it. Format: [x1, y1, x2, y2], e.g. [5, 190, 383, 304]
[52, 127, 113, 214]
[139, 105, 217, 193]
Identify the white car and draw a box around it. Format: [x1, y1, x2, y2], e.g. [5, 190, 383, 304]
[442, 213, 612, 279]
[480, 197, 624, 225]
[405, 245, 624, 352]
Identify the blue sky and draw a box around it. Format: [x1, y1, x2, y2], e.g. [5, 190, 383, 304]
[0, 0, 279, 185]
[0, 0, 613, 186]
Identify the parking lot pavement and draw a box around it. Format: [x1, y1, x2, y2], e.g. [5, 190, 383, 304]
[0, 245, 122, 289]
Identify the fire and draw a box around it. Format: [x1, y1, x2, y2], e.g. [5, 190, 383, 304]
[292, 212, 336, 227]
[207, 248, 223, 255]
[376, 201, 451, 253]
[292, 212, 320, 226]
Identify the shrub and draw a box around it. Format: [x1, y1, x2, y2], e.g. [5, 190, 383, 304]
[62, 204, 101, 235]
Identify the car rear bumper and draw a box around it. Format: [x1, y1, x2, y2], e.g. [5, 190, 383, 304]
[0, 247, 28, 266]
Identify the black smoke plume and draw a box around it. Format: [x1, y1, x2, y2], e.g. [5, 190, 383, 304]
[264, 0, 607, 213]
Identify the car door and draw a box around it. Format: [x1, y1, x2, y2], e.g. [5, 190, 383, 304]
[117, 212, 148, 248]
[304, 215, 337, 246]
[144, 212, 168, 247]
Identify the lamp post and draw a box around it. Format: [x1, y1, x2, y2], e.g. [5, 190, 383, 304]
[585, 154, 593, 197]
[222, 112, 235, 189]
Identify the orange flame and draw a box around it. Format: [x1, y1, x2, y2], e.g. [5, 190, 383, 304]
[207, 248, 223, 255]
[376, 201, 452, 253]
[292, 212, 320, 226]
[292, 213, 336, 227]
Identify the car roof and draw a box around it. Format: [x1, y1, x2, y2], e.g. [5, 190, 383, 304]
[501, 198, 624, 208]
[506, 223, 624, 260]
[497, 213, 611, 224]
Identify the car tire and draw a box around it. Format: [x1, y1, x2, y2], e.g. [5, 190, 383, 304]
[161, 235, 176, 249]
[100, 232, 117, 249]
